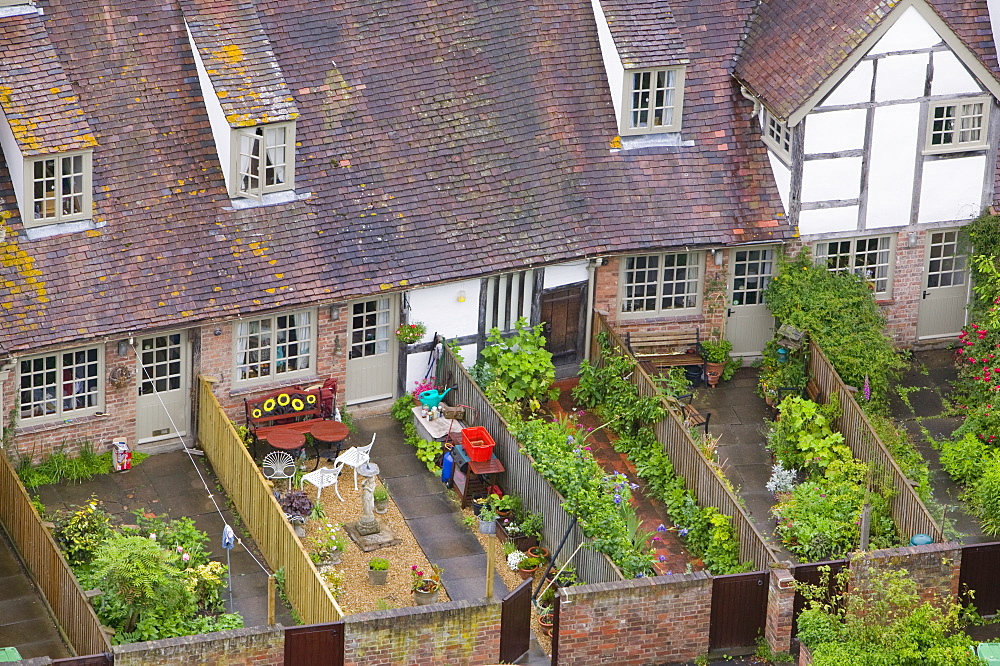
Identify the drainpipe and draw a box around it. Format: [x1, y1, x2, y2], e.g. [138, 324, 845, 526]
[0, 356, 13, 449]
[584, 257, 603, 361]
[739, 85, 761, 117]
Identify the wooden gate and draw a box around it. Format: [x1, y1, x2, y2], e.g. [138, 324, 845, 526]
[961, 542, 1000, 616]
[709, 571, 769, 651]
[500, 579, 533, 664]
[52, 656, 113, 666]
[551, 592, 561, 665]
[540, 282, 587, 369]
[791, 559, 848, 638]
[285, 622, 344, 665]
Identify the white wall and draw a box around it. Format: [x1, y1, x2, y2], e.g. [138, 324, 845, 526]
[867, 6, 940, 56]
[798, 206, 860, 235]
[918, 155, 987, 223]
[819, 60, 873, 107]
[767, 152, 791, 214]
[866, 103, 921, 228]
[186, 23, 232, 192]
[591, 0, 624, 123]
[543, 260, 589, 288]
[406, 279, 481, 343]
[801, 157, 863, 202]
[0, 106, 24, 218]
[930, 51, 981, 96]
[803, 109, 866, 154]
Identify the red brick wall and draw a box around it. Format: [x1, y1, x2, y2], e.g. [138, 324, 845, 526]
[555, 572, 712, 665]
[342, 599, 501, 666]
[848, 542, 962, 607]
[766, 568, 796, 655]
[113, 627, 283, 666]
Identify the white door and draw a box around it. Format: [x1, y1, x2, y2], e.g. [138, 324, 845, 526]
[136, 331, 191, 443]
[917, 230, 969, 339]
[727, 247, 776, 356]
[346, 296, 398, 404]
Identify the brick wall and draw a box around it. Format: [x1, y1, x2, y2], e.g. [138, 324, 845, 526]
[556, 571, 712, 665]
[113, 626, 283, 666]
[765, 568, 796, 655]
[848, 542, 962, 607]
[342, 599, 501, 666]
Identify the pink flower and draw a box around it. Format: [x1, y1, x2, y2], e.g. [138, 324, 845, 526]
[182, 553, 190, 562]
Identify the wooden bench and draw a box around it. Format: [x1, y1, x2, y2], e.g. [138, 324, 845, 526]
[625, 328, 703, 376]
[665, 393, 711, 436]
[244, 380, 337, 458]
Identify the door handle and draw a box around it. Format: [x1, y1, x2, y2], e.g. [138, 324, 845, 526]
[727, 308, 734, 317]
[922, 290, 929, 300]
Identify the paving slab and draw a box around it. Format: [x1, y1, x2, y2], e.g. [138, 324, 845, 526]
[0, 530, 69, 659]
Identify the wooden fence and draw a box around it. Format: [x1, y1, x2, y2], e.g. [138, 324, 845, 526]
[438, 349, 625, 584]
[592, 314, 780, 571]
[0, 448, 111, 656]
[196, 377, 343, 624]
[806, 341, 943, 542]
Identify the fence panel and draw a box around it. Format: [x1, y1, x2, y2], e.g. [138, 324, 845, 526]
[439, 350, 624, 585]
[592, 315, 779, 571]
[0, 450, 111, 657]
[196, 377, 343, 624]
[959, 542, 1000, 616]
[806, 342, 942, 542]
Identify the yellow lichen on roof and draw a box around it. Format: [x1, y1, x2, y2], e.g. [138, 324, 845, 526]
[0, 220, 49, 315]
[214, 43, 245, 65]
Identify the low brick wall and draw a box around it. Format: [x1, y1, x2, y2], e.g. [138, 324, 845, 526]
[766, 568, 796, 655]
[113, 626, 283, 666]
[343, 598, 501, 666]
[849, 542, 962, 607]
[556, 571, 712, 665]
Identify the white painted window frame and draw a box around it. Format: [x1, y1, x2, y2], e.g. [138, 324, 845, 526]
[18, 346, 104, 423]
[23, 151, 93, 228]
[233, 308, 315, 385]
[619, 251, 703, 318]
[620, 67, 685, 136]
[924, 96, 990, 154]
[230, 122, 296, 200]
[760, 108, 793, 162]
[813, 235, 895, 297]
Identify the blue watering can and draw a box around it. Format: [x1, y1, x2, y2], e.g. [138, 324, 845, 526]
[419, 387, 453, 409]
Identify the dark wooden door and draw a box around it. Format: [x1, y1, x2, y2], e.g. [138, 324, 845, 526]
[500, 579, 533, 664]
[285, 622, 344, 665]
[961, 542, 1000, 616]
[791, 559, 848, 638]
[52, 656, 112, 666]
[551, 591, 560, 665]
[709, 571, 769, 651]
[540, 282, 587, 367]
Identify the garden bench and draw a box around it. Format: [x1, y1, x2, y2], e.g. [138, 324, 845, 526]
[244, 381, 338, 460]
[625, 328, 703, 376]
[665, 393, 711, 436]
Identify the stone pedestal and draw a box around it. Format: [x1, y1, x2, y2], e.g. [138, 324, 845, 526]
[344, 462, 402, 551]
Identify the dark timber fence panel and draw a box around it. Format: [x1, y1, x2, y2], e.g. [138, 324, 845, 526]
[807, 341, 942, 542]
[500, 579, 533, 663]
[960, 542, 1000, 616]
[592, 314, 779, 571]
[439, 347, 625, 585]
[709, 571, 769, 651]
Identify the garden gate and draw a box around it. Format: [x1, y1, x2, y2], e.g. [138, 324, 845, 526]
[791, 559, 848, 638]
[52, 655, 112, 666]
[284, 622, 344, 665]
[709, 571, 769, 651]
[960, 542, 1000, 616]
[500, 579, 533, 664]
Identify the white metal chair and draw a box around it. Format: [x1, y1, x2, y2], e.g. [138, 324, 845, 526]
[262, 451, 297, 492]
[335, 432, 377, 490]
[301, 461, 346, 502]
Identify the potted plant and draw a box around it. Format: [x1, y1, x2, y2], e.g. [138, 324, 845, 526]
[517, 556, 542, 580]
[395, 321, 427, 345]
[279, 490, 315, 537]
[410, 564, 443, 605]
[526, 545, 548, 560]
[489, 493, 520, 519]
[368, 557, 390, 585]
[374, 485, 389, 514]
[478, 505, 498, 535]
[700, 337, 733, 388]
[538, 611, 555, 631]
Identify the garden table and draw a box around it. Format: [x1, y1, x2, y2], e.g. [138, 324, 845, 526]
[263, 429, 306, 458]
[450, 443, 505, 508]
[309, 420, 350, 469]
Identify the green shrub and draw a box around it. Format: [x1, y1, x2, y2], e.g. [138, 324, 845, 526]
[479, 317, 558, 413]
[368, 557, 390, 571]
[767, 396, 850, 475]
[940, 433, 990, 486]
[970, 453, 1000, 537]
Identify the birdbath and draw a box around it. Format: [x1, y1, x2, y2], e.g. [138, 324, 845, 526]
[355, 462, 381, 536]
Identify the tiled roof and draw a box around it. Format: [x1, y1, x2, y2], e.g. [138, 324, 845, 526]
[735, 0, 1000, 121]
[180, 0, 298, 126]
[600, 0, 689, 68]
[0, 0, 787, 352]
[0, 13, 96, 155]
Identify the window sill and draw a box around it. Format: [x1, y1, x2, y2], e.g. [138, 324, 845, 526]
[617, 311, 704, 324]
[24, 218, 106, 241]
[922, 145, 988, 157]
[16, 410, 110, 434]
[225, 190, 312, 211]
[613, 133, 694, 152]
[875, 298, 895, 306]
[229, 373, 320, 398]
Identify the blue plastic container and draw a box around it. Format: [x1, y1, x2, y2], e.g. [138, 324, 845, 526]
[441, 450, 454, 486]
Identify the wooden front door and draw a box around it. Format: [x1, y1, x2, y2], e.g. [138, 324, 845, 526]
[346, 296, 398, 404]
[136, 331, 191, 443]
[727, 247, 776, 356]
[540, 282, 587, 368]
[917, 230, 969, 339]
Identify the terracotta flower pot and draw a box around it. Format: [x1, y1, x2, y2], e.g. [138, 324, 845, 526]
[517, 565, 537, 580]
[538, 613, 554, 629]
[705, 361, 725, 387]
[527, 546, 548, 560]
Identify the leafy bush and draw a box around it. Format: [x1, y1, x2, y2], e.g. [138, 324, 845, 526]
[940, 433, 990, 486]
[368, 557, 390, 571]
[767, 396, 850, 475]
[16, 441, 150, 488]
[763, 249, 906, 414]
[54, 497, 113, 566]
[479, 317, 558, 413]
[969, 454, 1000, 537]
[279, 490, 314, 519]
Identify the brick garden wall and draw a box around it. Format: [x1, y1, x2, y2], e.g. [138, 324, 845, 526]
[555, 571, 713, 665]
[848, 541, 962, 607]
[113, 626, 284, 666]
[342, 599, 501, 666]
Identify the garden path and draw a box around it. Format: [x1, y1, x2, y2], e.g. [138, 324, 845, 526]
[550, 378, 693, 575]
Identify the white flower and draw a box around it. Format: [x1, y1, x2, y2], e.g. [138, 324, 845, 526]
[507, 550, 527, 571]
[149, 533, 157, 541]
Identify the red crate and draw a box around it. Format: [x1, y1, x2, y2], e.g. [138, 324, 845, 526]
[462, 426, 496, 462]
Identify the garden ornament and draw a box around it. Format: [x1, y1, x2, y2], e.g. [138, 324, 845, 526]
[418, 387, 453, 409]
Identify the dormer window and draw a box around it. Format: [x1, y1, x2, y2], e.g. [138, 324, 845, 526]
[621, 67, 685, 135]
[232, 123, 295, 200]
[26, 152, 92, 227]
[761, 108, 792, 162]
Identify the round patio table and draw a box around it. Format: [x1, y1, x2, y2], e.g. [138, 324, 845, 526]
[265, 429, 307, 457]
[310, 420, 351, 469]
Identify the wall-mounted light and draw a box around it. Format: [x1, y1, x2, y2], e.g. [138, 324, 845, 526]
[711, 248, 724, 266]
[457, 290, 467, 303]
[906, 231, 918, 249]
[334, 335, 342, 355]
[117, 340, 129, 357]
[330, 305, 341, 320]
[213, 328, 222, 336]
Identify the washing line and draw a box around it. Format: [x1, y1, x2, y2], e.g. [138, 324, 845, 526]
[128, 341, 271, 578]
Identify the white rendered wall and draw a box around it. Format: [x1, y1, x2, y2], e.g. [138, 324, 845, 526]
[819, 60, 873, 107]
[866, 103, 921, 228]
[918, 156, 987, 223]
[930, 51, 981, 96]
[867, 7, 941, 56]
[406, 279, 481, 343]
[591, 0, 624, 122]
[405, 344, 479, 393]
[543, 260, 589, 288]
[803, 109, 866, 154]
[767, 152, 791, 214]
[0, 106, 24, 218]
[186, 23, 232, 192]
[801, 158, 863, 203]
[798, 206, 860, 235]
[874, 53, 929, 102]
